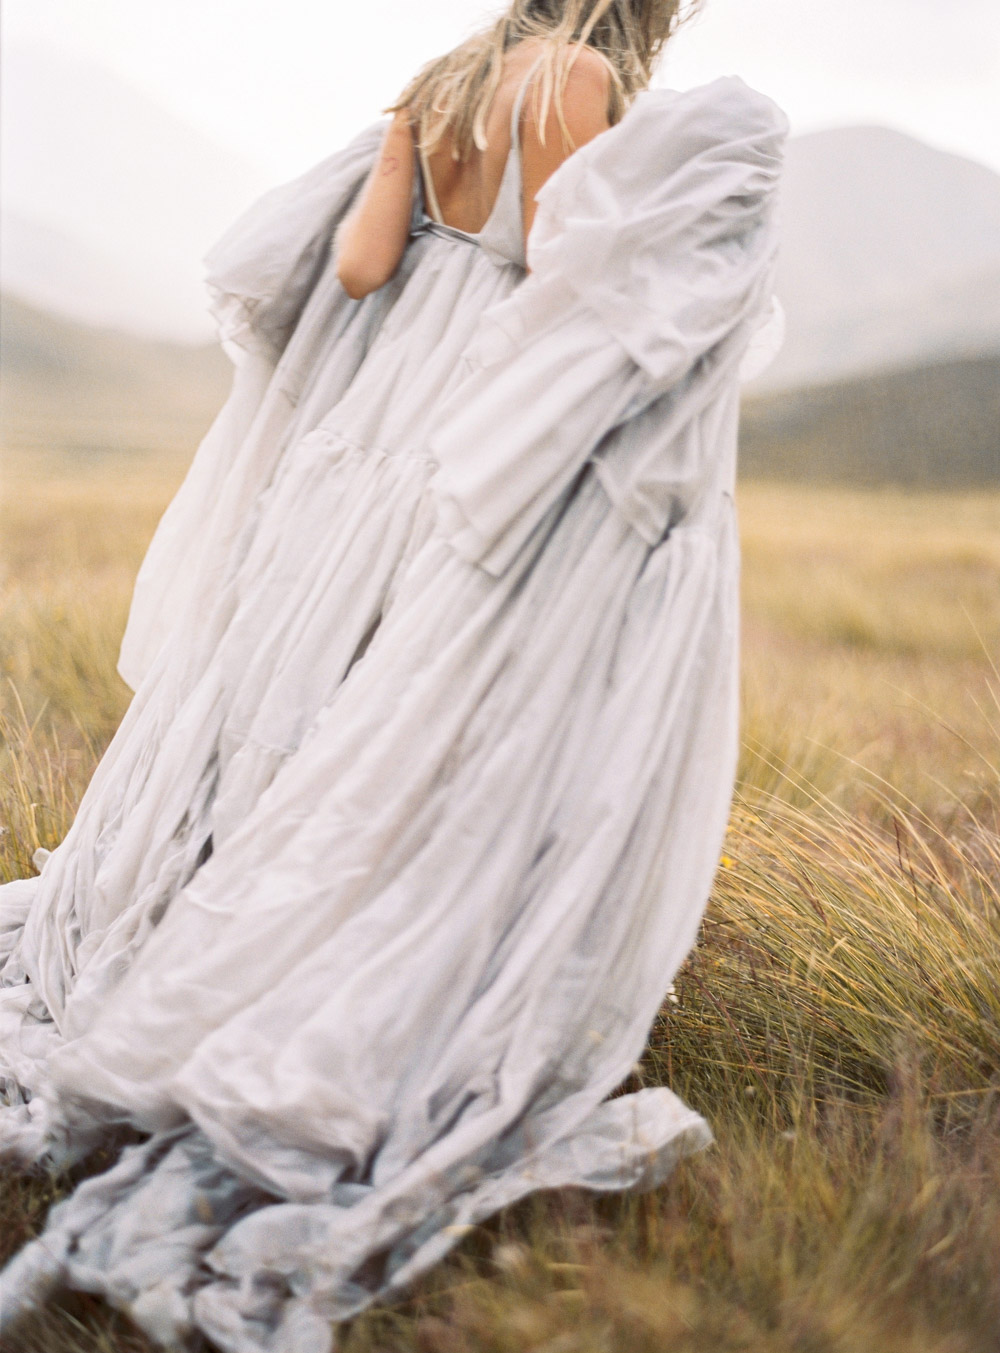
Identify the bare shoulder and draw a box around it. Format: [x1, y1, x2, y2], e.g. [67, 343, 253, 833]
[562, 45, 614, 98]
[517, 45, 613, 242]
[521, 45, 612, 154]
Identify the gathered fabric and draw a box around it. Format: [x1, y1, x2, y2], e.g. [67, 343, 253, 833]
[0, 75, 787, 1352]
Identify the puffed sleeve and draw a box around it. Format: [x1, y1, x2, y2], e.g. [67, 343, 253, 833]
[202, 119, 387, 362]
[427, 77, 788, 574]
[117, 122, 385, 690]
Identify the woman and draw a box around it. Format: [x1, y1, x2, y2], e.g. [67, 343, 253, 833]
[0, 1, 787, 1347]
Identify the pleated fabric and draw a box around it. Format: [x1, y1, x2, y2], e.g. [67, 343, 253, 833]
[0, 75, 788, 1351]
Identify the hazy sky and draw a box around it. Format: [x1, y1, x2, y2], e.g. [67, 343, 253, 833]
[5, 0, 1000, 178]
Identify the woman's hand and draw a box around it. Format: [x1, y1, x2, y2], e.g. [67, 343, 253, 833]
[335, 110, 415, 301]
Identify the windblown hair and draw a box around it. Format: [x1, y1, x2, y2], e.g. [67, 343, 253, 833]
[387, 0, 698, 160]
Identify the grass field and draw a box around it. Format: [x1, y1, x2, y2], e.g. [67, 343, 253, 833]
[1, 444, 999, 1352]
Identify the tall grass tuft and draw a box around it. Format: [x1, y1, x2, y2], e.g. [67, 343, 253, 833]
[1, 465, 998, 1351]
[652, 778, 1000, 1114]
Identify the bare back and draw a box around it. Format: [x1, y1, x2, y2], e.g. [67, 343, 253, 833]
[335, 39, 612, 299]
[423, 40, 613, 242]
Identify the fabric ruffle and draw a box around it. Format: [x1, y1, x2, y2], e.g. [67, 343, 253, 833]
[1, 1090, 710, 1352]
[203, 120, 385, 363]
[428, 76, 788, 571]
[2, 74, 786, 1353]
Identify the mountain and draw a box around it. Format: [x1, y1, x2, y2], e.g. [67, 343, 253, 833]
[0, 293, 231, 459]
[0, 42, 268, 343]
[3, 41, 1000, 388]
[3, 291, 996, 490]
[760, 126, 1000, 389]
[0, 207, 215, 344]
[740, 353, 1000, 487]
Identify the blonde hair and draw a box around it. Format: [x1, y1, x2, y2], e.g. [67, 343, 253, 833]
[387, 0, 698, 160]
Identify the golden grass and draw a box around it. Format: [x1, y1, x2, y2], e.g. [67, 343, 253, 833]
[1, 451, 999, 1352]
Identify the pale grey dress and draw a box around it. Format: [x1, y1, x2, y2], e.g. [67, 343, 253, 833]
[0, 72, 788, 1353]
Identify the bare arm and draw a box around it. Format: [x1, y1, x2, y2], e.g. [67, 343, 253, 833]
[520, 48, 612, 247]
[335, 110, 415, 301]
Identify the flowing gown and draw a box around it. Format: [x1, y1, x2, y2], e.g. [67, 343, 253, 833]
[0, 73, 788, 1352]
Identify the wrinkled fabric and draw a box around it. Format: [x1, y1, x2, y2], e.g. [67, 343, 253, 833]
[0, 74, 787, 1352]
[429, 78, 785, 574]
[117, 117, 387, 691]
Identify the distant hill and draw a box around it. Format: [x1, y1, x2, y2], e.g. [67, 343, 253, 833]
[1, 208, 216, 351]
[3, 293, 997, 490]
[4, 40, 1000, 386]
[0, 293, 231, 459]
[0, 41, 267, 343]
[761, 127, 1000, 389]
[740, 353, 1000, 487]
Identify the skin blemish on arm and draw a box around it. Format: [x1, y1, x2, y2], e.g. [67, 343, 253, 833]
[334, 112, 415, 300]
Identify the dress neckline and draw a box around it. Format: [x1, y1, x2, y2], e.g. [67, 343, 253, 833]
[414, 56, 542, 255]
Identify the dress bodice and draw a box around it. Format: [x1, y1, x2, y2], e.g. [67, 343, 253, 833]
[410, 59, 541, 271]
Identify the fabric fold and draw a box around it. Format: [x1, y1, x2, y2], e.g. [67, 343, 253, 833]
[117, 120, 388, 692]
[203, 119, 386, 362]
[428, 75, 787, 570]
[1, 71, 787, 1353]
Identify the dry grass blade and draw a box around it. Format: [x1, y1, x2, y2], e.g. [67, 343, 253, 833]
[1, 459, 998, 1351]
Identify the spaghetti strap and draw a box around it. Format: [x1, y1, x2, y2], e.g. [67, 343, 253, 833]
[415, 53, 544, 260]
[418, 141, 445, 225]
[509, 53, 543, 153]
